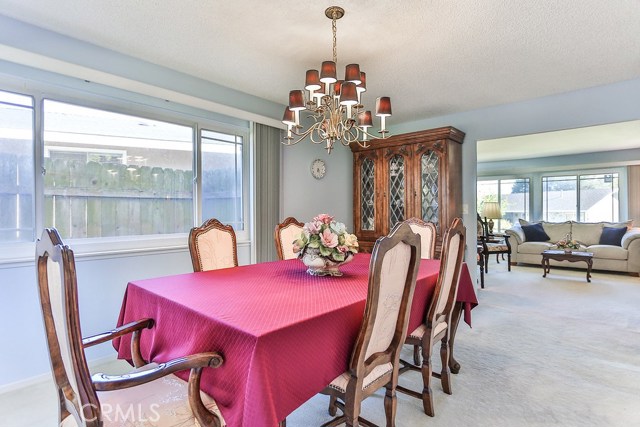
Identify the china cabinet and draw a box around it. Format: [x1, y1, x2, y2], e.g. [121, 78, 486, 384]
[351, 126, 465, 255]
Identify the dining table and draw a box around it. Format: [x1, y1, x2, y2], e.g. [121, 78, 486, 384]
[114, 253, 478, 427]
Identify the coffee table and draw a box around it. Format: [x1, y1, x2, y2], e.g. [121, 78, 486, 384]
[541, 250, 594, 282]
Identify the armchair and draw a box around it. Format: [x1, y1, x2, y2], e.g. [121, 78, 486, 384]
[36, 228, 226, 427]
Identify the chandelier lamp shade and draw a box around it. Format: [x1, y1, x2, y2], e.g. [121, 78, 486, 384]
[281, 6, 392, 154]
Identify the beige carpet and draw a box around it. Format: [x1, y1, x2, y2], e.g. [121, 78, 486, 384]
[285, 261, 640, 426]
[3, 260, 639, 426]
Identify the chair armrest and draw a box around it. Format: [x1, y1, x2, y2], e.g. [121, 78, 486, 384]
[622, 228, 640, 250]
[92, 352, 223, 392]
[83, 318, 154, 368]
[82, 318, 154, 348]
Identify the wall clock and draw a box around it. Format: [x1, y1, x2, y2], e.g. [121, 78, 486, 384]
[311, 159, 326, 179]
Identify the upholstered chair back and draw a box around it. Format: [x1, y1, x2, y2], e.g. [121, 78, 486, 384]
[406, 217, 437, 259]
[189, 218, 238, 272]
[429, 218, 466, 331]
[354, 222, 421, 377]
[274, 217, 304, 260]
[36, 228, 100, 426]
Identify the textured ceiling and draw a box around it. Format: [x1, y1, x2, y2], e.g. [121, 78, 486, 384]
[0, 0, 638, 126]
[478, 120, 640, 162]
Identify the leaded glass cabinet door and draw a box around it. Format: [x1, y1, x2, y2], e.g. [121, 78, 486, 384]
[360, 157, 376, 232]
[388, 154, 405, 228]
[420, 149, 440, 229]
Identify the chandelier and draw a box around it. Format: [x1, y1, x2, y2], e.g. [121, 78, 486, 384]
[281, 6, 392, 154]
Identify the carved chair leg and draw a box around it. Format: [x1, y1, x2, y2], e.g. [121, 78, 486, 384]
[421, 341, 435, 417]
[484, 254, 489, 273]
[507, 252, 512, 271]
[413, 344, 421, 365]
[384, 383, 397, 427]
[328, 395, 338, 416]
[496, 253, 500, 264]
[440, 336, 452, 395]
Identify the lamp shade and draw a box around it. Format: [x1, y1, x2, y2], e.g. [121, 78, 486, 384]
[305, 70, 321, 91]
[481, 202, 502, 219]
[339, 82, 358, 106]
[357, 72, 366, 93]
[288, 90, 305, 111]
[358, 111, 373, 128]
[333, 80, 343, 96]
[375, 97, 392, 116]
[281, 107, 295, 126]
[344, 63, 361, 84]
[320, 61, 337, 83]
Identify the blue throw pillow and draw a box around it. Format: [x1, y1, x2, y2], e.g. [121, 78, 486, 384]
[599, 226, 627, 246]
[522, 223, 550, 242]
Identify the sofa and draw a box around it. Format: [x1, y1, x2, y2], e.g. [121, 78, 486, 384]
[505, 220, 640, 276]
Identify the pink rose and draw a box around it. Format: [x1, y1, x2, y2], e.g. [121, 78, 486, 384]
[337, 245, 348, 253]
[320, 228, 339, 248]
[313, 213, 334, 224]
[305, 221, 321, 234]
[292, 242, 301, 253]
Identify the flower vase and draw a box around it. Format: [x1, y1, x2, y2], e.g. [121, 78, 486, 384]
[300, 247, 354, 277]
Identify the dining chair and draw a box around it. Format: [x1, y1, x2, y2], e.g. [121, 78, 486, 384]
[397, 217, 466, 417]
[405, 217, 437, 259]
[36, 228, 226, 427]
[274, 216, 305, 260]
[319, 221, 421, 427]
[189, 218, 238, 272]
[477, 213, 511, 273]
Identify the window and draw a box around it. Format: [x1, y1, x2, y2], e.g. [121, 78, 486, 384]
[0, 90, 35, 242]
[43, 100, 194, 239]
[543, 173, 619, 222]
[0, 80, 251, 260]
[477, 178, 530, 232]
[201, 129, 245, 231]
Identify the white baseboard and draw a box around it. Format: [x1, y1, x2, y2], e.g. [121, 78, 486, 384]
[0, 354, 118, 396]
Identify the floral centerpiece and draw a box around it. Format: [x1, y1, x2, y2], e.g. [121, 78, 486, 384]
[293, 214, 359, 276]
[555, 234, 580, 252]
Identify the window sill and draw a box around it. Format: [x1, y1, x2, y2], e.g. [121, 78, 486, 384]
[0, 235, 251, 268]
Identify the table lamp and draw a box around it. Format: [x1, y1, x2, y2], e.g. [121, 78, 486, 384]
[481, 201, 502, 235]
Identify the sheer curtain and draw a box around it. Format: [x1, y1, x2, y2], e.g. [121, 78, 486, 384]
[254, 123, 282, 262]
[629, 165, 640, 222]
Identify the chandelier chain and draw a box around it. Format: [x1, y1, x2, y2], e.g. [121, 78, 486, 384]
[332, 13, 338, 64]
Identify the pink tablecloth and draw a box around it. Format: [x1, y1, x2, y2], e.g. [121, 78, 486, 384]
[114, 254, 477, 427]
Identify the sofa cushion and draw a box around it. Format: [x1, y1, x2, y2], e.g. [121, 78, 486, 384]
[519, 241, 554, 254]
[571, 222, 604, 246]
[522, 223, 549, 242]
[599, 227, 627, 246]
[541, 221, 571, 243]
[586, 244, 628, 260]
[602, 220, 633, 229]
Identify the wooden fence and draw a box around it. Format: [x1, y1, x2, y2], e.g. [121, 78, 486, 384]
[0, 154, 240, 240]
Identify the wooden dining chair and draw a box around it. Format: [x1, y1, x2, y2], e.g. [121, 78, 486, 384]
[36, 228, 226, 427]
[319, 221, 421, 427]
[189, 218, 238, 272]
[397, 217, 466, 417]
[274, 216, 305, 260]
[406, 217, 437, 259]
[477, 213, 511, 273]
